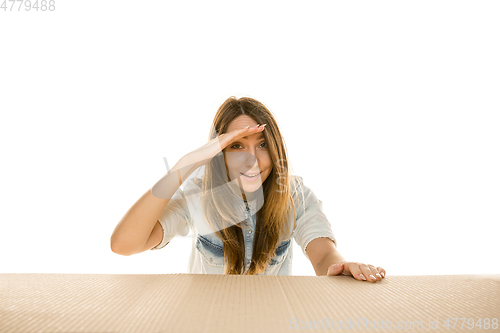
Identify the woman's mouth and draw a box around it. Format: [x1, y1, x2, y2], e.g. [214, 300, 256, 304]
[241, 172, 261, 182]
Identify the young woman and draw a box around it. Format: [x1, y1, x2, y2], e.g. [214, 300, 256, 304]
[111, 96, 386, 281]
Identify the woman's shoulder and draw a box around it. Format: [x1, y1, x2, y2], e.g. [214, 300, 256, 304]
[289, 175, 304, 194]
[290, 175, 304, 186]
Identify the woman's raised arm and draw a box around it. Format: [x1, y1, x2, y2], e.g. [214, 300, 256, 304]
[110, 124, 265, 256]
[110, 156, 199, 256]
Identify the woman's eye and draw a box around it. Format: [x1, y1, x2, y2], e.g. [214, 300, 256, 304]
[230, 142, 267, 149]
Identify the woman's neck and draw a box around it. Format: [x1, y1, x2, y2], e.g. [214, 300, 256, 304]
[242, 194, 253, 202]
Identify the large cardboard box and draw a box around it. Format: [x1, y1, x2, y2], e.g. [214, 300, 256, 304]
[1, 273, 499, 332]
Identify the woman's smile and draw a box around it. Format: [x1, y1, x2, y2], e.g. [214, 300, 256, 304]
[241, 171, 262, 182]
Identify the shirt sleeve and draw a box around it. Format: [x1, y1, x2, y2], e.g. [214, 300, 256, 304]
[150, 187, 191, 250]
[291, 176, 337, 261]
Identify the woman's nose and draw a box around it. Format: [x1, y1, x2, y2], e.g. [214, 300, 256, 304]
[244, 150, 258, 168]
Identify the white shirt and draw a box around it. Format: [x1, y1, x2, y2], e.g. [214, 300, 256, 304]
[150, 174, 336, 275]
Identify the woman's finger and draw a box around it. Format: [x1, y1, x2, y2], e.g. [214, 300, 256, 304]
[358, 263, 377, 282]
[219, 124, 265, 149]
[219, 124, 264, 144]
[343, 262, 366, 281]
[367, 264, 383, 281]
[338, 262, 384, 282]
[233, 124, 264, 138]
[376, 267, 386, 278]
[231, 124, 259, 137]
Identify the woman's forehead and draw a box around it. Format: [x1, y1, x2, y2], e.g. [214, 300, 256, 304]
[227, 115, 258, 130]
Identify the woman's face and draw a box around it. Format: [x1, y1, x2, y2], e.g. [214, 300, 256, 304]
[223, 115, 272, 198]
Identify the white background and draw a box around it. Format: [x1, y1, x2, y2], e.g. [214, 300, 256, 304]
[1, 1, 499, 276]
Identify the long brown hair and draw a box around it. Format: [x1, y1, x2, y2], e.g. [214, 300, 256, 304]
[199, 96, 299, 275]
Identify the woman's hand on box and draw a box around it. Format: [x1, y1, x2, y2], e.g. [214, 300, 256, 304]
[326, 262, 386, 282]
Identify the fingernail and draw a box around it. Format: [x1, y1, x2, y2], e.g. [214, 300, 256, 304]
[381, 272, 385, 277]
[260, 124, 267, 128]
[376, 274, 382, 279]
[369, 275, 376, 280]
[359, 274, 366, 280]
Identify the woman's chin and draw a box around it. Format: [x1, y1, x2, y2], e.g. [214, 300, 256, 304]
[241, 183, 261, 192]
[239, 178, 263, 194]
